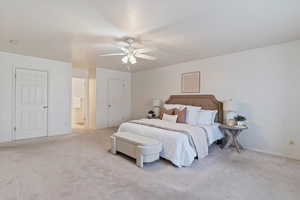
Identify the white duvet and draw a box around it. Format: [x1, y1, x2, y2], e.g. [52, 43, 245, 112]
[118, 119, 223, 167]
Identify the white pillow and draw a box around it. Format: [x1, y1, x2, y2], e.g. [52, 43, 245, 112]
[164, 104, 203, 125]
[164, 104, 202, 111]
[185, 109, 200, 125]
[185, 105, 202, 111]
[162, 114, 178, 123]
[185, 106, 202, 125]
[164, 104, 186, 110]
[197, 110, 218, 125]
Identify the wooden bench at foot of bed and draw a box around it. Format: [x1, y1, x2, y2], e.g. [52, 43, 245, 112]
[111, 132, 162, 168]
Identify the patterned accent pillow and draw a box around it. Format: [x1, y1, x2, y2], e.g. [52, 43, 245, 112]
[159, 108, 174, 119]
[174, 107, 187, 123]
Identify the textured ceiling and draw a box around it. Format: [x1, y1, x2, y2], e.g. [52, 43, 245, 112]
[1, 0, 300, 72]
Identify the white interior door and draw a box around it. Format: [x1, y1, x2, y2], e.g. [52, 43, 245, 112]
[108, 79, 124, 127]
[15, 69, 48, 140]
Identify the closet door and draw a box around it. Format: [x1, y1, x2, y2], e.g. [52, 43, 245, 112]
[107, 79, 125, 127]
[15, 69, 48, 140]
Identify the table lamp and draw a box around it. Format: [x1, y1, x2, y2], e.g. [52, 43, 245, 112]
[152, 99, 161, 117]
[223, 99, 237, 126]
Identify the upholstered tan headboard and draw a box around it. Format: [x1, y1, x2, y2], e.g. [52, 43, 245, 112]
[165, 95, 223, 123]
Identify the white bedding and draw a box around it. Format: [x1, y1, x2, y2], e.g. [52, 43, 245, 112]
[201, 123, 224, 145]
[118, 119, 223, 167]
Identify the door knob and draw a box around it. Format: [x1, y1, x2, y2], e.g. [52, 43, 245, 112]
[108, 105, 112, 108]
[43, 106, 48, 109]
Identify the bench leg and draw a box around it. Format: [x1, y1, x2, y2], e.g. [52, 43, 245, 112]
[111, 136, 117, 154]
[136, 154, 144, 168]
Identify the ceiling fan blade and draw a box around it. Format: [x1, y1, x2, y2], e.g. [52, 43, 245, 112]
[100, 53, 126, 56]
[116, 41, 130, 47]
[135, 54, 157, 60]
[120, 47, 129, 53]
[102, 44, 127, 49]
[134, 48, 154, 54]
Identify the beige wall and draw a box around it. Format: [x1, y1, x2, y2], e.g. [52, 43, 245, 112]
[132, 40, 300, 160]
[0, 52, 72, 142]
[96, 68, 131, 129]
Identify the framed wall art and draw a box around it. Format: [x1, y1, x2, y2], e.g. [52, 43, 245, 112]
[181, 71, 200, 93]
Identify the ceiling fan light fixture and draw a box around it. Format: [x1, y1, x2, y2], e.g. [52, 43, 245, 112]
[122, 56, 128, 64]
[129, 55, 137, 64]
[98, 37, 156, 66]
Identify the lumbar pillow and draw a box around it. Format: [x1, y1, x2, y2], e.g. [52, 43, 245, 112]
[197, 110, 218, 125]
[174, 107, 187, 123]
[159, 108, 174, 119]
[162, 114, 178, 123]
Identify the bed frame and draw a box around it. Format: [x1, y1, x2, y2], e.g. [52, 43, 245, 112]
[165, 95, 223, 123]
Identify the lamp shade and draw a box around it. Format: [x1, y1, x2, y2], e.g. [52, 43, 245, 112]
[152, 99, 161, 107]
[223, 99, 235, 111]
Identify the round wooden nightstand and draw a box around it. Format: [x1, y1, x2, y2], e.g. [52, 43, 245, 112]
[219, 124, 248, 153]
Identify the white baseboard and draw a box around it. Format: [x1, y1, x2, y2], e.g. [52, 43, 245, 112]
[48, 129, 72, 136]
[0, 138, 13, 144]
[245, 147, 300, 161]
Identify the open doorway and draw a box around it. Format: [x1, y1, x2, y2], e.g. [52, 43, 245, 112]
[72, 77, 88, 129]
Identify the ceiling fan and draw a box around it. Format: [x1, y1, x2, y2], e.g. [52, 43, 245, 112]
[99, 38, 156, 65]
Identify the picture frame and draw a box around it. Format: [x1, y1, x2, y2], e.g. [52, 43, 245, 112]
[181, 71, 200, 93]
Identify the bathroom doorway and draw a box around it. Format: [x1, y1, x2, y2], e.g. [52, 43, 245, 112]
[72, 77, 88, 129]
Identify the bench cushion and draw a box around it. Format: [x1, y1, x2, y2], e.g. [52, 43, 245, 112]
[113, 132, 161, 147]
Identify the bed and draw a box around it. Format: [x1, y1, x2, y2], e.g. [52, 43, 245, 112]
[118, 95, 224, 167]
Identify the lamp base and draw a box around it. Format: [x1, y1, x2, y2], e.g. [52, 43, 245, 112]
[224, 111, 237, 125]
[153, 107, 160, 117]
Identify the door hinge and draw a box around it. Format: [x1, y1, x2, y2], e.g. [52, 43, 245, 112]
[15, 73, 17, 79]
[14, 127, 16, 132]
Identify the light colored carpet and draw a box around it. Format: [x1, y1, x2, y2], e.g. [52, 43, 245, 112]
[0, 128, 299, 200]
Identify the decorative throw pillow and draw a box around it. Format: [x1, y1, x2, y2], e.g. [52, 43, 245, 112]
[174, 107, 187, 123]
[159, 108, 174, 119]
[162, 114, 178, 123]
